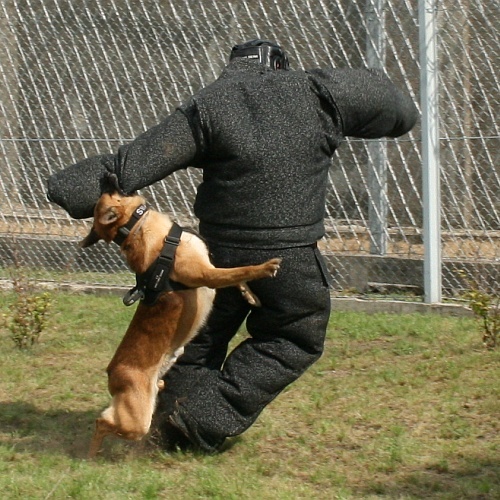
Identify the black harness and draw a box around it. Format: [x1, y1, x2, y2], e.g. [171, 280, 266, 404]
[114, 205, 190, 307]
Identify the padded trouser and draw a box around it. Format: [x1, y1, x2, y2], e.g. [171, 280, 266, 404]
[156, 244, 331, 451]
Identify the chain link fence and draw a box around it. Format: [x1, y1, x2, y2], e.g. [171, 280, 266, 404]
[0, 0, 498, 300]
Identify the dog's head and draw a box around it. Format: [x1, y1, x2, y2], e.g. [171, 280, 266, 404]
[81, 192, 147, 248]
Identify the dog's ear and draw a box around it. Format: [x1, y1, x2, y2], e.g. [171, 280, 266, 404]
[98, 206, 120, 226]
[80, 227, 101, 248]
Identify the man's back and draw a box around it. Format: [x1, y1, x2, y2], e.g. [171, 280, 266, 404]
[183, 59, 342, 248]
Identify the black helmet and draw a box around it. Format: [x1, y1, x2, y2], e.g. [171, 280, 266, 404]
[229, 39, 289, 70]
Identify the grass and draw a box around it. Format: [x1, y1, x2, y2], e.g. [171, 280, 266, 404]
[0, 291, 498, 499]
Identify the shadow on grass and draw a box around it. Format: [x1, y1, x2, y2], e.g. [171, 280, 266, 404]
[0, 401, 97, 459]
[0, 401, 191, 462]
[357, 456, 500, 499]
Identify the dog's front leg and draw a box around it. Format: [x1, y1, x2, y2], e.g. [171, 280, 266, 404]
[174, 258, 282, 289]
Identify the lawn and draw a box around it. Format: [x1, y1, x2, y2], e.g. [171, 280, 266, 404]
[0, 291, 498, 499]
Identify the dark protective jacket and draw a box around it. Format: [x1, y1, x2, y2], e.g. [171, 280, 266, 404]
[47, 59, 418, 248]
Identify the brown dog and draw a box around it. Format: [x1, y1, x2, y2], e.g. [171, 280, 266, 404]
[82, 192, 281, 458]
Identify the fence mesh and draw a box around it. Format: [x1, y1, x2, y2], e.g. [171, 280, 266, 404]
[0, 0, 498, 298]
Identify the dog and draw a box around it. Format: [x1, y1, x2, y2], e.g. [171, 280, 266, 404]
[82, 192, 281, 458]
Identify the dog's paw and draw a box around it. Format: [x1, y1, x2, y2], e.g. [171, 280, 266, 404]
[265, 258, 282, 277]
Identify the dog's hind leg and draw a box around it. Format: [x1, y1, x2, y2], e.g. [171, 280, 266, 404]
[238, 283, 261, 307]
[88, 416, 116, 459]
[88, 404, 152, 459]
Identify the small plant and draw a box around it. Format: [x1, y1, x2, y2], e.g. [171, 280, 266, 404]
[2, 271, 52, 349]
[459, 270, 499, 350]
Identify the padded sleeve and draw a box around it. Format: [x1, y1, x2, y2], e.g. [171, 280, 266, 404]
[308, 68, 418, 138]
[47, 109, 197, 219]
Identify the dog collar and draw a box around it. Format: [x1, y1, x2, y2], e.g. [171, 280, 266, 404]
[113, 204, 148, 246]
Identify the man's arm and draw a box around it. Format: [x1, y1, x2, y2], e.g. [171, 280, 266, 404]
[308, 68, 418, 139]
[47, 108, 197, 219]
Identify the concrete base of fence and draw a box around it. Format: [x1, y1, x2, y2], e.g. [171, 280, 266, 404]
[0, 277, 473, 317]
[0, 234, 497, 303]
[324, 252, 499, 296]
[330, 297, 473, 317]
[0, 234, 128, 273]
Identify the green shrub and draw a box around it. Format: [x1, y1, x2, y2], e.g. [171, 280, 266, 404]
[459, 271, 499, 350]
[2, 274, 52, 349]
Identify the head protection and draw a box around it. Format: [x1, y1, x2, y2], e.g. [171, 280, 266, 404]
[229, 39, 289, 70]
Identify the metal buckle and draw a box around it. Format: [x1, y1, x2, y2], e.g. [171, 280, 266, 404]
[123, 286, 144, 306]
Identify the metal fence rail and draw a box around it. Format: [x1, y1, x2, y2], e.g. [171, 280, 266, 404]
[0, 0, 498, 300]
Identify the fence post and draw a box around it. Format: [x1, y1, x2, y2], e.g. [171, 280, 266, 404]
[366, 0, 388, 255]
[419, 0, 442, 303]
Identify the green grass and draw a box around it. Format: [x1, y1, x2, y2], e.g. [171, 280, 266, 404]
[0, 292, 498, 499]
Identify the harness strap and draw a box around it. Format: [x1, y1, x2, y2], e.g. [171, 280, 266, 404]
[147, 223, 183, 292]
[123, 222, 190, 307]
